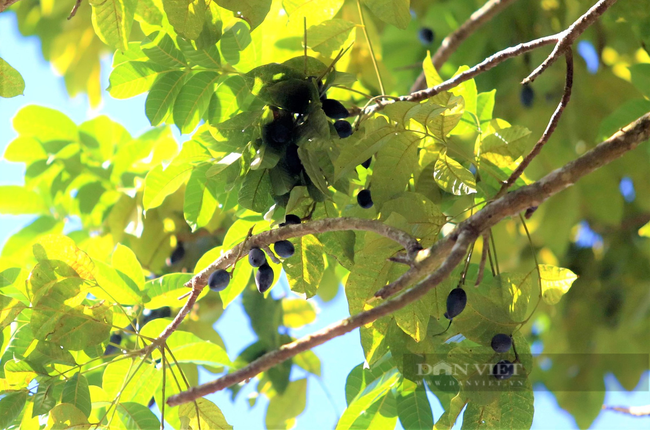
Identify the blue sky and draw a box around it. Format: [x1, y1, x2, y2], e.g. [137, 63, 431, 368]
[1, 12, 648, 430]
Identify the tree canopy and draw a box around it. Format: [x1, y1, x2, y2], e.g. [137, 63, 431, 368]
[1, 0, 650, 429]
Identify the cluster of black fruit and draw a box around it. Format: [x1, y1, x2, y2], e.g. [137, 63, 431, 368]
[490, 333, 516, 380]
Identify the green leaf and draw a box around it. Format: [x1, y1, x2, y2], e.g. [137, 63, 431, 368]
[462, 385, 534, 429]
[216, 0, 272, 30]
[179, 398, 233, 429]
[0, 57, 25, 98]
[334, 118, 394, 180]
[371, 130, 421, 208]
[265, 379, 307, 429]
[313, 201, 355, 268]
[538, 264, 578, 305]
[108, 61, 173, 99]
[283, 235, 325, 298]
[112, 243, 145, 290]
[238, 169, 275, 213]
[480, 125, 532, 167]
[629, 63, 650, 98]
[476, 90, 496, 125]
[116, 402, 160, 430]
[90, 0, 137, 51]
[381, 192, 445, 247]
[13, 105, 78, 142]
[184, 163, 219, 232]
[3, 137, 47, 163]
[143, 162, 193, 210]
[283, 0, 345, 28]
[102, 358, 161, 404]
[298, 146, 330, 196]
[92, 260, 142, 305]
[162, 0, 206, 40]
[351, 391, 398, 429]
[209, 75, 255, 124]
[396, 383, 434, 430]
[143, 273, 198, 309]
[596, 99, 650, 141]
[491, 271, 535, 322]
[307, 19, 356, 58]
[294, 349, 321, 376]
[61, 373, 92, 418]
[46, 404, 89, 429]
[422, 51, 443, 87]
[0, 186, 47, 215]
[141, 31, 187, 68]
[433, 151, 477, 195]
[337, 368, 401, 430]
[220, 20, 253, 66]
[173, 71, 220, 133]
[361, 0, 411, 30]
[282, 298, 317, 327]
[4, 360, 38, 389]
[0, 391, 27, 429]
[33, 381, 62, 416]
[146, 71, 188, 126]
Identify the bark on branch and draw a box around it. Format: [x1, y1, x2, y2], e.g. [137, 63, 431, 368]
[0, 0, 21, 13]
[167, 112, 650, 407]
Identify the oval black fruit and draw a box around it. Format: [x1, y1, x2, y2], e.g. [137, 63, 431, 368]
[248, 247, 267, 267]
[357, 189, 373, 209]
[255, 263, 275, 293]
[445, 287, 467, 319]
[208, 269, 230, 292]
[264, 115, 294, 146]
[334, 120, 353, 138]
[274, 240, 295, 258]
[521, 84, 534, 108]
[322, 99, 349, 119]
[168, 241, 185, 265]
[493, 360, 515, 380]
[361, 157, 372, 169]
[419, 27, 435, 45]
[281, 214, 301, 226]
[491, 334, 512, 353]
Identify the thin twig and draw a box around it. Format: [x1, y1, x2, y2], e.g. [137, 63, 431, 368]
[523, 0, 617, 84]
[262, 245, 281, 264]
[68, 0, 82, 19]
[602, 404, 650, 417]
[498, 49, 574, 197]
[166, 112, 650, 406]
[411, 0, 519, 92]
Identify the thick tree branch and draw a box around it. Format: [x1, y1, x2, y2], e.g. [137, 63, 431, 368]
[135, 218, 419, 355]
[0, 0, 21, 13]
[167, 112, 650, 406]
[498, 49, 574, 197]
[523, 0, 616, 84]
[411, 0, 518, 92]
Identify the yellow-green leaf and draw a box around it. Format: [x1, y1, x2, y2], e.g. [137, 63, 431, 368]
[0, 57, 25, 98]
[90, 0, 137, 51]
[539, 264, 578, 305]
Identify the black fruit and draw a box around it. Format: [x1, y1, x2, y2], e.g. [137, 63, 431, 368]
[491, 334, 512, 353]
[521, 84, 534, 108]
[208, 269, 230, 292]
[285, 144, 303, 174]
[248, 247, 267, 267]
[361, 157, 372, 169]
[264, 115, 294, 146]
[334, 120, 353, 138]
[322, 99, 349, 119]
[274, 240, 295, 258]
[419, 27, 435, 45]
[493, 360, 515, 380]
[445, 287, 467, 319]
[168, 241, 185, 265]
[357, 189, 373, 209]
[255, 263, 275, 293]
[280, 214, 301, 226]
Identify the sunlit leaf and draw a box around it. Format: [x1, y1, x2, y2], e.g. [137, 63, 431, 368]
[173, 71, 220, 133]
[433, 150, 476, 195]
[0, 57, 25, 98]
[179, 398, 233, 429]
[283, 235, 325, 298]
[108, 61, 173, 99]
[162, 0, 206, 40]
[61, 373, 92, 418]
[361, 0, 411, 30]
[538, 264, 578, 305]
[90, 0, 137, 51]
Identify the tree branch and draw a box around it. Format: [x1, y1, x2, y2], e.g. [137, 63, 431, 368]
[603, 404, 650, 417]
[411, 0, 519, 92]
[134, 217, 419, 355]
[498, 49, 574, 197]
[522, 0, 617, 84]
[0, 0, 21, 13]
[167, 112, 650, 406]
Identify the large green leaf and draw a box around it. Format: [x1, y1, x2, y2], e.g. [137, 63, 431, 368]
[91, 0, 137, 51]
[0, 57, 25, 98]
[184, 163, 220, 232]
[92, 260, 142, 305]
[283, 235, 325, 298]
[13, 105, 77, 142]
[0, 391, 27, 429]
[143, 162, 193, 210]
[46, 404, 90, 429]
[538, 264, 578, 305]
[216, 0, 272, 30]
[396, 382, 434, 430]
[334, 118, 395, 180]
[141, 31, 187, 68]
[238, 169, 275, 213]
[173, 71, 220, 133]
[145, 71, 188, 126]
[283, 0, 345, 28]
[433, 150, 477, 195]
[179, 398, 232, 429]
[480, 125, 532, 167]
[307, 19, 356, 57]
[0, 186, 48, 215]
[162, 0, 206, 40]
[108, 61, 173, 99]
[112, 243, 145, 291]
[61, 373, 92, 418]
[102, 358, 161, 404]
[143, 273, 198, 309]
[116, 402, 160, 430]
[361, 0, 411, 29]
[265, 378, 307, 429]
